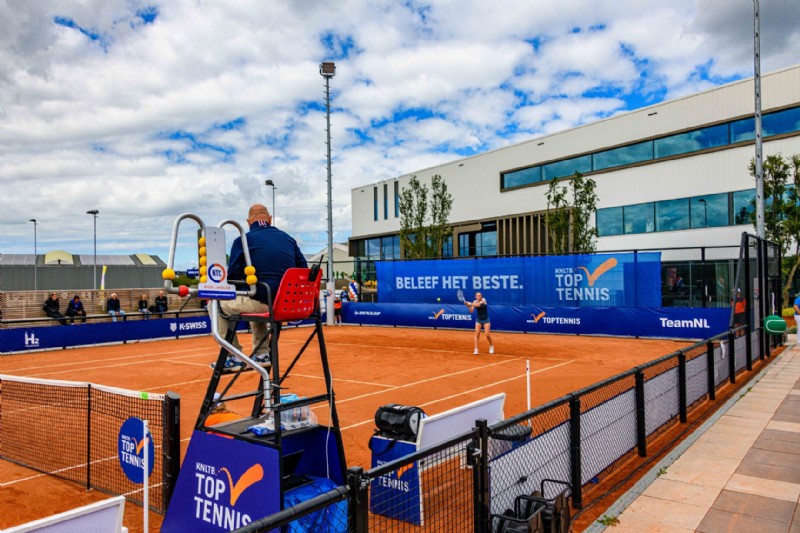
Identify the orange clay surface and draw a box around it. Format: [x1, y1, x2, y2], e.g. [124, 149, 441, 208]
[0, 325, 690, 532]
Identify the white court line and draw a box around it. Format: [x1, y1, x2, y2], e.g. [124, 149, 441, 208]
[338, 359, 575, 431]
[291, 373, 394, 388]
[315, 357, 519, 409]
[5, 347, 207, 373]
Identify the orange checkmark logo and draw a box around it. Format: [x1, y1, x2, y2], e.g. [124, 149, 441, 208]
[396, 464, 414, 478]
[433, 309, 445, 319]
[578, 257, 618, 287]
[133, 436, 150, 455]
[220, 464, 264, 506]
[531, 311, 546, 323]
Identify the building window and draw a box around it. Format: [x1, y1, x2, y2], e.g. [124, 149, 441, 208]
[381, 235, 399, 260]
[656, 198, 689, 232]
[373, 187, 378, 221]
[500, 105, 800, 192]
[442, 235, 453, 258]
[542, 154, 592, 181]
[593, 141, 654, 171]
[596, 206, 623, 237]
[394, 181, 400, 217]
[732, 189, 756, 224]
[383, 183, 388, 220]
[691, 193, 728, 228]
[624, 203, 655, 234]
[366, 238, 381, 259]
[654, 123, 730, 159]
[459, 224, 497, 257]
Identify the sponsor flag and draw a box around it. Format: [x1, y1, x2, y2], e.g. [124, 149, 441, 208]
[100, 265, 108, 290]
[348, 281, 359, 302]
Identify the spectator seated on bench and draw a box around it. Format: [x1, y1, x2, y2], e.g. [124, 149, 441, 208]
[43, 293, 67, 326]
[65, 295, 87, 324]
[138, 294, 152, 320]
[107, 293, 126, 322]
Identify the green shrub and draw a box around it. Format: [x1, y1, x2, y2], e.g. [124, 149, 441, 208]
[790, 326, 798, 334]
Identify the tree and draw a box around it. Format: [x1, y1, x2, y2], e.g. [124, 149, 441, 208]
[544, 172, 599, 254]
[748, 153, 800, 303]
[399, 174, 453, 259]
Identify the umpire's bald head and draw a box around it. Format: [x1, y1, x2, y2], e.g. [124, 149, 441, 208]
[248, 204, 272, 225]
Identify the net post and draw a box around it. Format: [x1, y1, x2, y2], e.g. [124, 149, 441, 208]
[635, 369, 647, 457]
[728, 330, 737, 384]
[86, 383, 92, 490]
[347, 466, 368, 533]
[164, 391, 181, 507]
[706, 341, 716, 401]
[569, 394, 582, 509]
[678, 352, 687, 423]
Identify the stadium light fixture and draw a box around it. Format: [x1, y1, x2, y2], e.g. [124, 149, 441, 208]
[265, 179, 277, 222]
[87, 210, 99, 291]
[29, 219, 38, 291]
[320, 61, 335, 326]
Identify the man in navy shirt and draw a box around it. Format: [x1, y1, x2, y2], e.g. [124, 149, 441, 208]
[217, 204, 307, 363]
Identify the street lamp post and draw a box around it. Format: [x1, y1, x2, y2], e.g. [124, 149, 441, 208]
[265, 179, 277, 222]
[29, 219, 38, 291]
[320, 61, 336, 326]
[86, 210, 99, 291]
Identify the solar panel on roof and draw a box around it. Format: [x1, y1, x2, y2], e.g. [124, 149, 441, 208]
[0, 254, 37, 266]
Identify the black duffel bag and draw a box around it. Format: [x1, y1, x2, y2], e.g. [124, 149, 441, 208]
[374, 404, 426, 442]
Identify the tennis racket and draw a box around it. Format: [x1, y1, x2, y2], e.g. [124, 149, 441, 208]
[456, 289, 465, 303]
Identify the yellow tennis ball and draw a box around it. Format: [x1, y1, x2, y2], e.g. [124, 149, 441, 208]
[200, 265, 207, 275]
[198, 236, 206, 246]
[244, 265, 256, 276]
[246, 275, 258, 285]
[198, 246, 207, 257]
[161, 268, 175, 280]
[200, 275, 208, 283]
[199, 256, 207, 266]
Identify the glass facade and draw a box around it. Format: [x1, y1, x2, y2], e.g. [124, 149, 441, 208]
[381, 235, 399, 259]
[598, 189, 755, 237]
[458, 224, 498, 257]
[500, 105, 800, 190]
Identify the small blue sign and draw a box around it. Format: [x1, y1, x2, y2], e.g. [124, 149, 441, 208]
[369, 437, 422, 525]
[118, 417, 155, 484]
[187, 268, 200, 278]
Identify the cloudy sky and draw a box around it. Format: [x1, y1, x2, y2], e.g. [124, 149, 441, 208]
[1, 0, 798, 269]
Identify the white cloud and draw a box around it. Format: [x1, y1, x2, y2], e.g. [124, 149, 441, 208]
[0, 0, 798, 269]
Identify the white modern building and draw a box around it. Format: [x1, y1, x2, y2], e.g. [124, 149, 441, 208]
[349, 65, 800, 302]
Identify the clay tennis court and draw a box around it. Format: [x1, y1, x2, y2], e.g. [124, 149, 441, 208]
[0, 325, 690, 531]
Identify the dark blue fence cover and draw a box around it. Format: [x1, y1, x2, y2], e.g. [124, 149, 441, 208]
[376, 253, 661, 307]
[343, 303, 729, 339]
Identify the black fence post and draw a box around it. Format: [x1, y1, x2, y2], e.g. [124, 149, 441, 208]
[635, 370, 646, 457]
[569, 395, 582, 509]
[728, 330, 737, 384]
[472, 419, 490, 533]
[347, 466, 368, 533]
[744, 239, 753, 371]
[706, 341, 715, 401]
[678, 352, 687, 423]
[164, 391, 181, 507]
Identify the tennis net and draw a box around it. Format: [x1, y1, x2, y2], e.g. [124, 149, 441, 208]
[0, 374, 180, 514]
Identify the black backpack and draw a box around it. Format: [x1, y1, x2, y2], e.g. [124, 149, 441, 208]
[374, 404, 426, 442]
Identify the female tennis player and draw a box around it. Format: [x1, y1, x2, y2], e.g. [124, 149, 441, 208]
[465, 291, 494, 355]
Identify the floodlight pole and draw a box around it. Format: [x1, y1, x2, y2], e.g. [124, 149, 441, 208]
[321, 61, 336, 326]
[87, 210, 99, 291]
[753, 0, 765, 239]
[29, 219, 38, 291]
[265, 179, 277, 222]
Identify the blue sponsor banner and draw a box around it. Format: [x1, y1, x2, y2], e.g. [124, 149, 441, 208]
[369, 437, 422, 525]
[344, 303, 730, 339]
[162, 430, 281, 532]
[377, 253, 661, 307]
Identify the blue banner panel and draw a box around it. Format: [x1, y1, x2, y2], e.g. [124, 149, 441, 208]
[376, 253, 661, 307]
[343, 304, 730, 339]
[369, 437, 422, 526]
[162, 430, 281, 532]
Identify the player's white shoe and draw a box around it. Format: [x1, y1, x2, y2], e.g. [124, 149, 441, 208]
[489, 346, 495, 354]
[473, 348, 479, 355]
